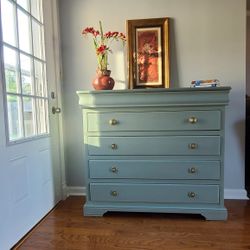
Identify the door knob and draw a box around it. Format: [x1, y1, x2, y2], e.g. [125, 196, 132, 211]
[52, 107, 61, 114]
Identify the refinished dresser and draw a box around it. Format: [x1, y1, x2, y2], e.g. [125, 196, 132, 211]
[77, 87, 231, 220]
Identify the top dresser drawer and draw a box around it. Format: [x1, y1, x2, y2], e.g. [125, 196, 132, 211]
[87, 110, 221, 132]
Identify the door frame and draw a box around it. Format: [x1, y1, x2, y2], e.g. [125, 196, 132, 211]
[46, 0, 66, 199]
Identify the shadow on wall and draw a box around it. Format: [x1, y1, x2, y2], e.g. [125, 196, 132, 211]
[169, 18, 179, 87]
[234, 119, 245, 162]
[245, 96, 250, 196]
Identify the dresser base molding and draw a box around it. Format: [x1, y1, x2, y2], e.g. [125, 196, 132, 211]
[83, 203, 227, 220]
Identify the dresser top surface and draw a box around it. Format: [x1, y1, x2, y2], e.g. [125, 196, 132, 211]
[77, 87, 231, 108]
[77, 87, 231, 95]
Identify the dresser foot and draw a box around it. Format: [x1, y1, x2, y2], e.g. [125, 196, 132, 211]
[83, 205, 106, 216]
[201, 209, 228, 221]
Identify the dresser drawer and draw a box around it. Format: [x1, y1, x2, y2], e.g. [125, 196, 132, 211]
[89, 160, 220, 180]
[90, 183, 220, 204]
[87, 136, 221, 156]
[87, 110, 221, 132]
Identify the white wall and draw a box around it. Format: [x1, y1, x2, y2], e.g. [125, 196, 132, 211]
[59, 0, 246, 197]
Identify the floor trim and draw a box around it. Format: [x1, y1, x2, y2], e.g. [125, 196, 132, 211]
[66, 186, 86, 197]
[224, 188, 249, 200]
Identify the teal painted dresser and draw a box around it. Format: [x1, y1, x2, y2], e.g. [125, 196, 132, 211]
[77, 87, 231, 220]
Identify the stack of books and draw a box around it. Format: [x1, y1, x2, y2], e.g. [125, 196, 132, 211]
[191, 79, 220, 88]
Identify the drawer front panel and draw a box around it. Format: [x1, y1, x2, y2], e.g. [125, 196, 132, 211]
[90, 183, 220, 204]
[87, 136, 221, 156]
[87, 110, 221, 132]
[89, 160, 220, 180]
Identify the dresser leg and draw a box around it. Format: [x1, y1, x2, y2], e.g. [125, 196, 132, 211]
[83, 205, 106, 216]
[201, 209, 228, 221]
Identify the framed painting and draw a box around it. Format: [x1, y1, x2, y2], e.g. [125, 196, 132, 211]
[127, 18, 170, 89]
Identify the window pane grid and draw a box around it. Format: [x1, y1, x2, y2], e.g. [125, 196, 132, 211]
[1, 0, 49, 142]
[17, 0, 29, 12]
[1, 0, 44, 19]
[3, 42, 46, 64]
[5, 93, 49, 138]
[12, 0, 44, 25]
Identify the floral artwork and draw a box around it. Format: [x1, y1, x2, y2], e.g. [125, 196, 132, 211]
[127, 18, 170, 89]
[136, 28, 161, 85]
[82, 22, 126, 72]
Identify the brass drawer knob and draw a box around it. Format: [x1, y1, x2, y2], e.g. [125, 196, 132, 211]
[110, 190, 118, 196]
[111, 144, 118, 150]
[188, 117, 198, 124]
[110, 166, 118, 173]
[188, 192, 196, 198]
[188, 143, 198, 149]
[188, 167, 197, 174]
[109, 119, 118, 125]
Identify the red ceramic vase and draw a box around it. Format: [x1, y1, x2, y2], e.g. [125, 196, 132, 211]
[92, 69, 115, 90]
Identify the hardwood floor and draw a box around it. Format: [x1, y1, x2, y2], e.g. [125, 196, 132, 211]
[14, 196, 250, 250]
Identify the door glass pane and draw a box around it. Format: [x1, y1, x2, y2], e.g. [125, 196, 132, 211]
[31, 0, 43, 22]
[7, 95, 23, 140]
[1, 0, 17, 46]
[17, 0, 30, 11]
[34, 60, 47, 97]
[45, 99, 49, 133]
[20, 54, 33, 95]
[32, 20, 44, 59]
[36, 98, 48, 134]
[18, 9, 31, 53]
[3, 46, 20, 93]
[43, 64, 47, 97]
[1, 0, 49, 142]
[23, 97, 36, 137]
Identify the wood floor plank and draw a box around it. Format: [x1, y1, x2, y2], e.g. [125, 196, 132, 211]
[13, 197, 250, 250]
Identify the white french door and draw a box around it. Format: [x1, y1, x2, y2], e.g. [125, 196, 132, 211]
[0, 0, 64, 249]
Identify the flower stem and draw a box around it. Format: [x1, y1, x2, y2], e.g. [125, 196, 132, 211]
[99, 21, 104, 42]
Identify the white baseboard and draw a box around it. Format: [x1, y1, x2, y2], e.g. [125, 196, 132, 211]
[224, 188, 249, 200]
[66, 186, 86, 197]
[65, 186, 249, 200]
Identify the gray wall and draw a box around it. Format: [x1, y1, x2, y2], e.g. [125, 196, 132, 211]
[59, 0, 246, 192]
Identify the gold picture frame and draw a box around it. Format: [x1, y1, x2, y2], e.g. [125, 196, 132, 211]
[127, 17, 170, 89]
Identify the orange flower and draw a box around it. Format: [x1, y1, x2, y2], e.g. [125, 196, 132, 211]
[96, 45, 108, 55]
[118, 32, 126, 41]
[82, 27, 100, 37]
[82, 21, 126, 71]
[104, 31, 112, 38]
